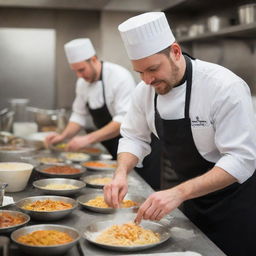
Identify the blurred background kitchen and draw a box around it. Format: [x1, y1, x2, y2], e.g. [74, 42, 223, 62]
[0, 0, 255, 135]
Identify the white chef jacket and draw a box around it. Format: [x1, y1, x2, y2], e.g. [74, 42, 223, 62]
[69, 61, 136, 127]
[118, 58, 256, 183]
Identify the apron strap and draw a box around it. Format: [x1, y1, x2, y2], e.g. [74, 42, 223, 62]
[184, 55, 193, 119]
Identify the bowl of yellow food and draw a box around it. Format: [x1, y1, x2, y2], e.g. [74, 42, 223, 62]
[11, 224, 80, 255]
[15, 195, 78, 221]
[33, 178, 85, 196]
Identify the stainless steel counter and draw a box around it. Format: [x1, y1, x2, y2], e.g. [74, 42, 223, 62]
[4, 170, 226, 256]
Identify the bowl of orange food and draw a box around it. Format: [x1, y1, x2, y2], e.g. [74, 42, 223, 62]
[11, 224, 81, 255]
[77, 192, 145, 214]
[0, 210, 30, 233]
[35, 164, 86, 179]
[15, 195, 78, 221]
[82, 160, 117, 172]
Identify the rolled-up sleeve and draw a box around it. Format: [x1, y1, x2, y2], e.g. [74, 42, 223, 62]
[69, 79, 89, 127]
[118, 85, 152, 167]
[213, 80, 256, 183]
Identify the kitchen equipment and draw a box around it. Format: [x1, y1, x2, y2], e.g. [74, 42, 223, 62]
[13, 122, 38, 137]
[0, 236, 10, 256]
[0, 110, 14, 132]
[33, 178, 85, 196]
[77, 192, 145, 214]
[83, 213, 172, 252]
[16, 195, 78, 221]
[207, 16, 229, 32]
[0, 210, 30, 234]
[8, 98, 29, 122]
[27, 107, 68, 133]
[238, 3, 256, 24]
[0, 146, 37, 162]
[0, 183, 8, 206]
[81, 173, 113, 189]
[188, 24, 205, 37]
[0, 162, 33, 192]
[11, 224, 80, 256]
[60, 152, 90, 162]
[35, 164, 86, 179]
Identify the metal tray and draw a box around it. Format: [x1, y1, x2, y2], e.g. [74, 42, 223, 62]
[83, 214, 172, 252]
[77, 192, 145, 214]
[82, 160, 117, 172]
[0, 210, 30, 233]
[33, 178, 85, 196]
[35, 164, 86, 179]
[81, 174, 113, 189]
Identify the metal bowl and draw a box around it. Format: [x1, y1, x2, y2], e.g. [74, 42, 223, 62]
[77, 192, 145, 214]
[33, 178, 85, 196]
[81, 174, 113, 189]
[0, 146, 37, 162]
[83, 213, 171, 252]
[0, 210, 30, 233]
[15, 195, 78, 221]
[11, 224, 80, 256]
[35, 164, 86, 179]
[60, 152, 91, 163]
[82, 160, 117, 172]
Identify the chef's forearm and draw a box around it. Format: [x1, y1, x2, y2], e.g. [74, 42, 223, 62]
[60, 122, 82, 139]
[175, 166, 237, 202]
[86, 121, 121, 144]
[116, 152, 139, 174]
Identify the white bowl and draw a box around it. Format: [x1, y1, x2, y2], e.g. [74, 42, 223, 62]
[0, 162, 33, 192]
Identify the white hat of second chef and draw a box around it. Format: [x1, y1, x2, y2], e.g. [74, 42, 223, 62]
[64, 38, 96, 64]
[118, 12, 175, 60]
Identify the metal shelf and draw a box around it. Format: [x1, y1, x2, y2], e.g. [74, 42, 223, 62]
[178, 22, 256, 43]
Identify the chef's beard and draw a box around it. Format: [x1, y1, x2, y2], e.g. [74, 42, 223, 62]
[153, 58, 180, 95]
[86, 61, 98, 83]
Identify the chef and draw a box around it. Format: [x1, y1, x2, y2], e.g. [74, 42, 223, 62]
[104, 12, 256, 255]
[45, 38, 136, 159]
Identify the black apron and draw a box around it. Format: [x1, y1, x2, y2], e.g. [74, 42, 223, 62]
[87, 62, 121, 159]
[154, 55, 256, 256]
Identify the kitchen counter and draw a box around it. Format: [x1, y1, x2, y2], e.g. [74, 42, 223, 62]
[4, 170, 226, 256]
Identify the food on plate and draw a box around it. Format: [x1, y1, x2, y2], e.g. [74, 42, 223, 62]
[37, 157, 62, 164]
[96, 222, 160, 246]
[42, 165, 81, 174]
[0, 212, 26, 228]
[42, 184, 79, 190]
[62, 152, 89, 161]
[81, 147, 101, 154]
[18, 230, 73, 246]
[22, 199, 72, 211]
[55, 143, 67, 149]
[89, 177, 112, 185]
[84, 196, 137, 208]
[83, 161, 117, 168]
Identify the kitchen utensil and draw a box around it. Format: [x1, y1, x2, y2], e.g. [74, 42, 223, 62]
[238, 3, 256, 24]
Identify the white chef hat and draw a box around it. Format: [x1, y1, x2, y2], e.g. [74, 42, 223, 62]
[64, 38, 96, 64]
[118, 12, 175, 60]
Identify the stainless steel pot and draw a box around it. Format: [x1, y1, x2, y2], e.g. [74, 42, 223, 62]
[207, 16, 229, 32]
[238, 3, 256, 24]
[0, 110, 14, 132]
[27, 107, 68, 132]
[0, 146, 37, 162]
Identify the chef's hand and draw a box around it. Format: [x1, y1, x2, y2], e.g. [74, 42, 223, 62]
[103, 173, 128, 208]
[44, 133, 64, 147]
[66, 135, 92, 151]
[134, 188, 184, 224]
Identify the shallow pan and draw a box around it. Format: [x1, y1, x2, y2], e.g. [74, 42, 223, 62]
[33, 178, 85, 196]
[11, 224, 80, 256]
[77, 192, 145, 214]
[35, 164, 86, 179]
[0, 210, 30, 233]
[82, 160, 117, 172]
[81, 174, 113, 189]
[83, 214, 171, 252]
[16, 195, 78, 221]
[60, 152, 91, 163]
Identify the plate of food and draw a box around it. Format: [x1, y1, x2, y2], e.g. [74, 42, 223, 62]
[60, 152, 90, 162]
[33, 178, 85, 196]
[35, 164, 86, 179]
[0, 210, 30, 233]
[16, 195, 78, 221]
[83, 213, 171, 251]
[82, 160, 117, 172]
[77, 192, 145, 214]
[11, 224, 80, 256]
[81, 174, 113, 189]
